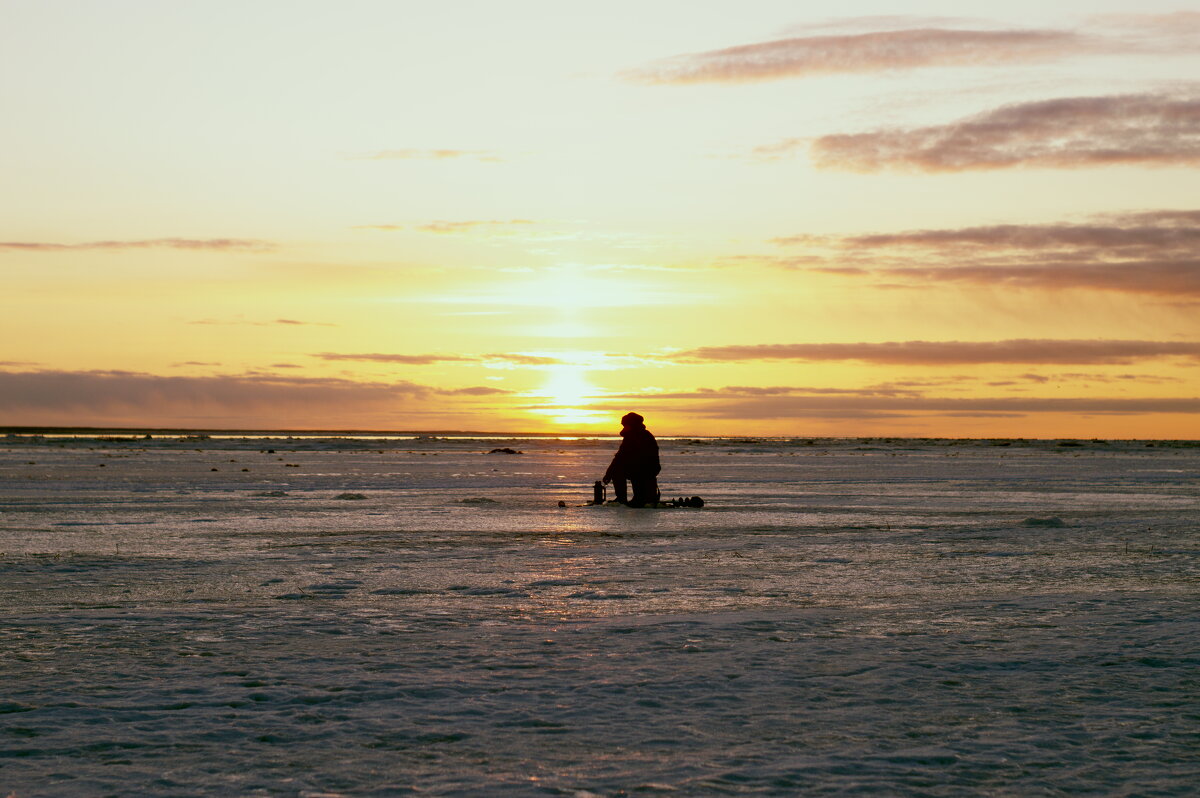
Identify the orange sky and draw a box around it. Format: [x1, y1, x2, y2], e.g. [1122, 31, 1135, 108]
[1, 1, 1198, 437]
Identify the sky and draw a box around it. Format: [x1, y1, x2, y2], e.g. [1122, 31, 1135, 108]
[2, 0, 1198, 437]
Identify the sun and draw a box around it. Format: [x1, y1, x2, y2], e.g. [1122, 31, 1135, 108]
[527, 364, 607, 427]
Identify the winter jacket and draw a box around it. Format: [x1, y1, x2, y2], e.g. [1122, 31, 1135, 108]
[604, 424, 660, 480]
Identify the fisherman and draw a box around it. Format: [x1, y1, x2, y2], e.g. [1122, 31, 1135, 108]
[602, 412, 660, 507]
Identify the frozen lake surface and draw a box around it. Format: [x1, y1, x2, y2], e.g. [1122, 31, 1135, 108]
[2, 435, 1198, 796]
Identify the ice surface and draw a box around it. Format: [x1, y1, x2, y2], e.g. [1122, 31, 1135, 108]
[1, 436, 1198, 795]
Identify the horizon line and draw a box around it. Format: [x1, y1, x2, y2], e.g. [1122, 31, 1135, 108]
[1, 426, 1197, 442]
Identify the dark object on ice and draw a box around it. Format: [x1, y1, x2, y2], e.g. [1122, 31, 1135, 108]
[557, 500, 567, 508]
[1023, 516, 1066, 527]
[603, 412, 661, 507]
[582, 480, 703, 509]
[488, 447, 522, 455]
[335, 493, 367, 500]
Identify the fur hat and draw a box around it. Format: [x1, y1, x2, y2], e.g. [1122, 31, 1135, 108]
[620, 412, 645, 428]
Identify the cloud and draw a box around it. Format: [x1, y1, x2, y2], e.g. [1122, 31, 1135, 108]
[684, 395, 1200, 420]
[626, 28, 1089, 84]
[416, 219, 535, 234]
[876, 262, 1200, 296]
[781, 16, 981, 35]
[0, 238, 275, 252]
[312, 352, 569, 367]
[613, 384, 927, 400]
[673, 340, 1200, 365]
[598, 380, 1200, 421]
[616, 389, 1199, 421]
[808, 94, 1200, 172]
[354, 149, 501, 162]
[311, 352, 476, 365]
[1090, 11, 1200, 43]
[190, 318, 334, 327]
[439, 386, 511, 396]
[770, 209, 1200, 297]
[482, 353, 566, 366]
[0, 370, 427, 412]
[785, 210, 1200, 250]
[0, 370, 508, 418]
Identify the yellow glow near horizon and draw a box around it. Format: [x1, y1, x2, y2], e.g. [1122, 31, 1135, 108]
[528, 364, 607, 427]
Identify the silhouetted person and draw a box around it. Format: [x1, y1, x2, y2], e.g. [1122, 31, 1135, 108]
[603, 412, 660, 507]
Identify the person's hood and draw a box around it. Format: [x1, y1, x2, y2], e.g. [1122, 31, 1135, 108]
[620, 411, 645, 429]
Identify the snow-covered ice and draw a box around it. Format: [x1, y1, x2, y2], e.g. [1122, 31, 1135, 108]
[1, 435, 1197, 796]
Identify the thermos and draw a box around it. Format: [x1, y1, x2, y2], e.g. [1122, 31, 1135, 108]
[593, 480, 605, 504]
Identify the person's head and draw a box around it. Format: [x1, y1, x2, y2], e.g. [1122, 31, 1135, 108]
[620, 412, 645, 429]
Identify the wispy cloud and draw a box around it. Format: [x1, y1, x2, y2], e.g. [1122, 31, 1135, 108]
[612, 383, 927, 400]
[673, 340, 1200, 365]
[312, 352, 476, 365]
[482, 354, 566, 366]
[416, 219, 535, 234]
[629, 13, 1200, 86]
[626, 28, 1089, 85]
[1011, 371, 1183, 385]
[780, 210, 1200, 249]
[1089, 10, 1200, 44]
[0, 238, 274, 252]
[439, 386, 510, 396]
[806, 94, 1200, 172]
[780, 16, 980, 35]
[354, 149, 501, 162]
[770, 210, 1200, 297]
[310, 352, 565, 367]
[189, 318, 335, 327]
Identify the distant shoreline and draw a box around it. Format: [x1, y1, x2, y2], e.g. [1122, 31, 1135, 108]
[1, 426, 1196, 443]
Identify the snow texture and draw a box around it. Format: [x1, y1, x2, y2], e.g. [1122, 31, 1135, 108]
[1, 435, 1198, 796]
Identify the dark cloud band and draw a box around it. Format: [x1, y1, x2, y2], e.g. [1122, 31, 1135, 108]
[769, 210, 1200, 297]
[0, 370, 507, 415]
[673, 340, 1200, 365]
[809, 94, 1200, 172]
